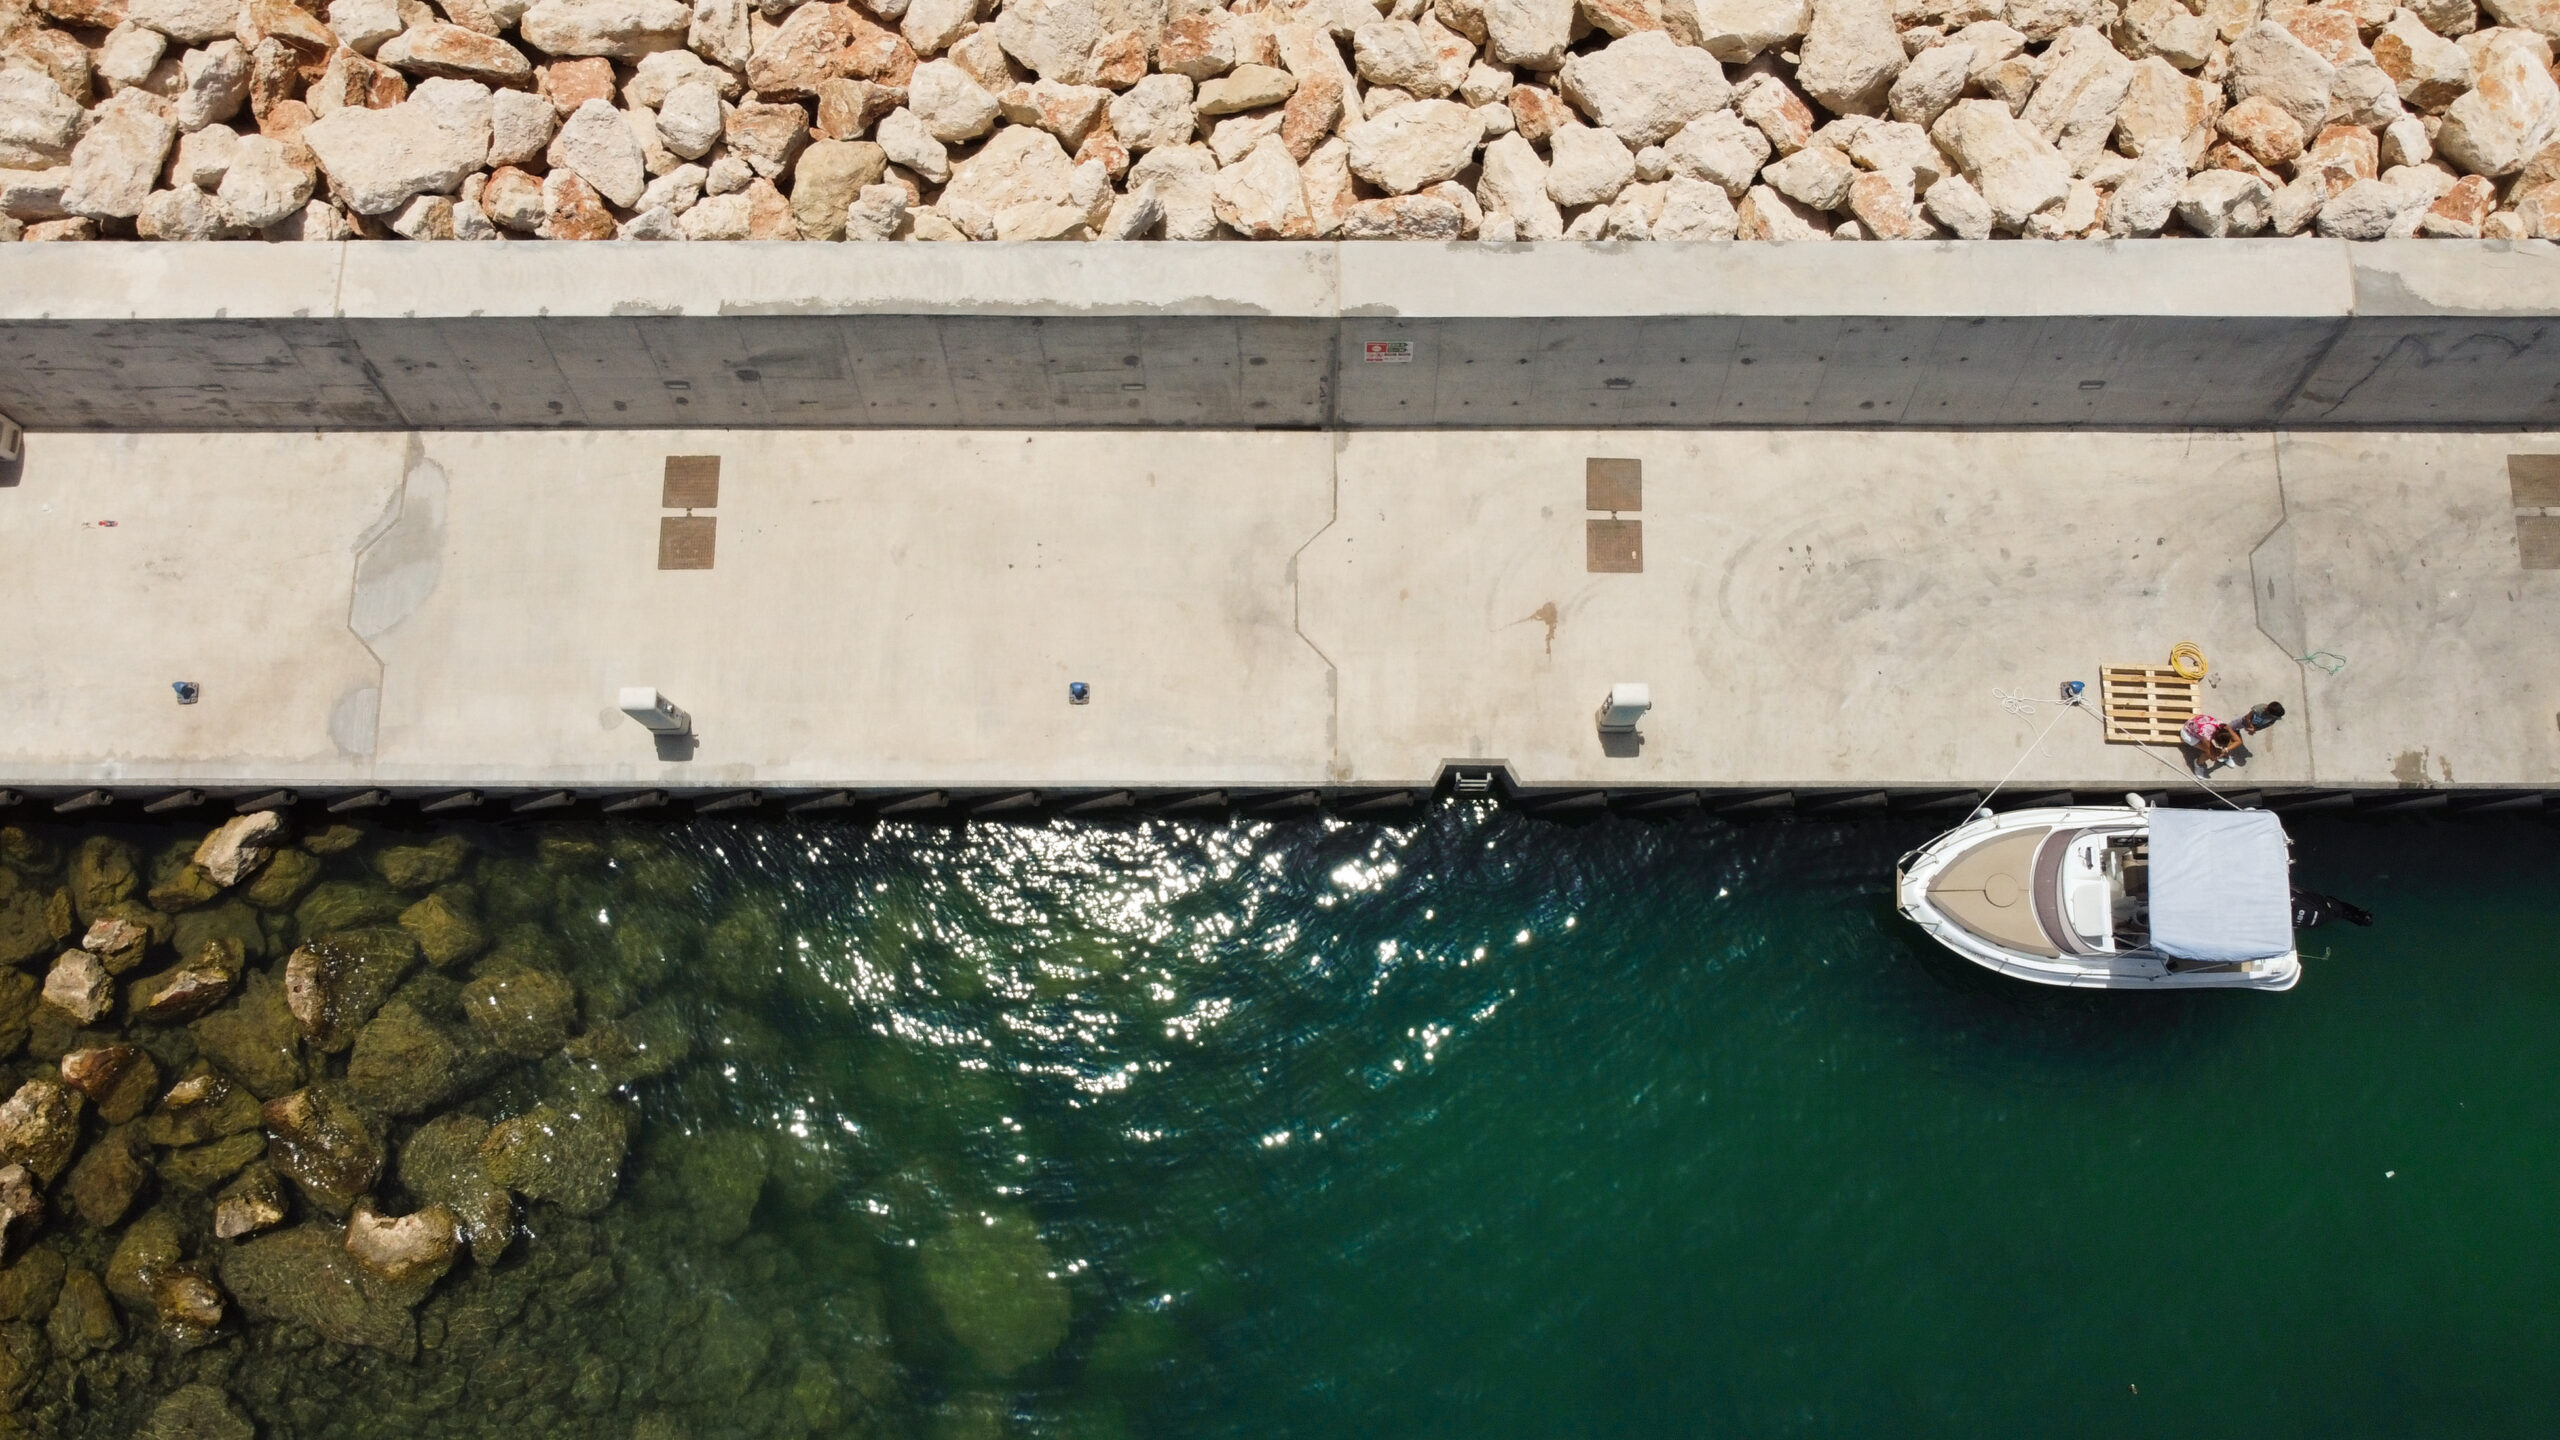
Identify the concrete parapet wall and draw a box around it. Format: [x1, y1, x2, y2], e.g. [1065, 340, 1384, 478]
[5, 240, 2559, 431]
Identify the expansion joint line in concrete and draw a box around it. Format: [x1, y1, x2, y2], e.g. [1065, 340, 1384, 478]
[2268, 432, 2322, 784]
[1287, 437, 1345, 776]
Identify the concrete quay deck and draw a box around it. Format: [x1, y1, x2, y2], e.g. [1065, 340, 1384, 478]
[1, 426, 2552, 816]
[6, 240, 2560, 432]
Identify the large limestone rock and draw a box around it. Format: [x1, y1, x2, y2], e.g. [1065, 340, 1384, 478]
[478, 1098, 632, 1214]
[940, 122, 1078, 236]
[1558, 30, 1730, 147]
[1345, 97, 1480, 192]
[2227, 19, 2335, 142]
[1546, 121, 1637, 204]
[1889, 41, 1974, 128]
[2374, 8, 2472, 109]
[2175, 165, 2271, 232]
[549, 96, 646, 205]
[2113, 55, 2215, 164]
[1653, 172, 1741, 234]
[1110, 72, 1196, 149]
[1797, 0, 1904, 116]
[1763, 140, 1854, 206]
[302, 77, 493, 214]
[1211, 132, 1313, 234]
[129, 0, 242, 43]
[377, 23, 536, 84]
[2437, 31, 2560, 174]
[919, 1207, 1071, 1377]
[0, 68, 83, 169]
[215, 135, 315, 229]
[1669, 0, 1811, 62]
[262, 1083, 382, 1214]
[912, 58, 1002, 141]
[519, 0, 690, 57]
[994, 0, 1106, 83]
[1477, 127, 1563, 233]
[1483, 0, 1576, 68]
[62, 90, 178, 219]
[790, 137, 886, 237]
[1664, 108, 1772, 194]
[2021, 25, 2134, 168]
[1930, 96, 2069, 228]
[1127, 142, 1218, 236]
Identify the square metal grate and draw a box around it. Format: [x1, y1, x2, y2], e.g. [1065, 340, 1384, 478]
[659, 515, 716, 570]
[1587, 518, 1643, 573]
[1586, 458, 1641, 513]
[663, 455, 721, 511]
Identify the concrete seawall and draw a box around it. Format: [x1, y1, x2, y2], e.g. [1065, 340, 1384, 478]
[7, 240, 2560, 432]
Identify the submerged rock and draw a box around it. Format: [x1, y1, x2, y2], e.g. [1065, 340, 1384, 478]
[143, 1067, 264, 1148]
[68, 836, 140, 924]
[399, 889, 487, 968]
[461, 961, 578, 1058]
[64, 1127, 146, 1227]
[0, 1246, 65, 1322]
[47, 1266, 119, 1358]
[128, 937, 244, 1023]
[140, 1383, 255, 1440]
[240, 847, 323, 912]
[263, 1083, 382, 1214]
[642, 1128, 768, 1244]
[60, 1045, 159, 1124]
[918, 1206, 1071, 1377]
[0, 875, 66, 967]
[193, 811, 286, 888]
[294, 880, 406, 936]
[478, 1100, 631, 1215]
[0, 1166, 41, 1257]
[303, 825, 367, 856]
[0, 1079, 83, 1182]
[190, 969, 306, 1099]
[212, 1166, 288, 1240]
[171, 901, 266, 968]
[373, 835, 473, 891]
[41, 949, 112, 1025]
[346, 1200, 459, 1286]
[79, 916, 151, 973]
[220, 1223, 419, 1357]
[398, 1114, 513, 1265]
[151, 1265, 225, 1334]
[159, 1131, 268, 1194]
[0, 972, 35, 1059]
[560, 999, 693, 1091]
[106, 1207, 181, 1308]
[145, 842, 223, 913]
[347, 999, 486, 1115]
[285, 928, 421, 1051]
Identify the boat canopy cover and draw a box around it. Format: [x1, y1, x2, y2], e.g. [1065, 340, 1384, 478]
[2149, 808, 2294, 962]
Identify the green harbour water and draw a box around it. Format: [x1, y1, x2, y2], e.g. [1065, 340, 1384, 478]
[4, 804, 2556, 1438]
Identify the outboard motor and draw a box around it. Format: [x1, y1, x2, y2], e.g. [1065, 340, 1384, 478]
[2292, 889, 2375, 929]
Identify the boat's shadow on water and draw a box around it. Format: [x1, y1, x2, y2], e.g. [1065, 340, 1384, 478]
[1865, 892, 2252, 1072]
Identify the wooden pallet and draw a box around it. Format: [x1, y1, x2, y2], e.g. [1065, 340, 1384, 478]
[2098, 665, 2199, 744]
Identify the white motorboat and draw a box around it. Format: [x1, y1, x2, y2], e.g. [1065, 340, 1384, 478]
[1895, 797, 2301, 991]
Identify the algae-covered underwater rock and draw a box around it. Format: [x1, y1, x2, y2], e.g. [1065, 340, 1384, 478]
[47, 1265, 119, 1359]
[144, 838, 223, 913]
[397, 1113, 513, 1266]
[262, 1083, 382, 1215]
[240, 846, 322, 912]
[67, 836, 139, 924]
[190, 969, 306, 1100]
[171, 902, 266, 968]
[0, 872, 63, 967]
[284, 927, 421, 1052]
[461, 962, 578, 1060]
[140, 1382, 256, 1440]
[372, 834, 474, 892]
[63, 1126, 146, 1227]
[919, 1207, 1072, 1378]
[348, 999, 489, 1117]
[478, 1100, 632, 1216]
[293, 880, 407, 938]
[60, 1044, 158, 1124]
[127, 937, 245, 1024]
[220, 1223, 420, 1358]
[399, 889, 487, 968]
[639, 1128, 768, 1245]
